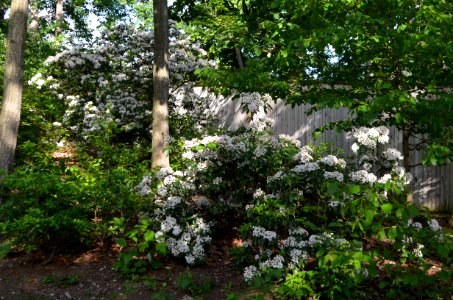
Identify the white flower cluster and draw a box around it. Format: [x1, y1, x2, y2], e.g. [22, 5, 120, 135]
[240, 92, 270, 114]
[246, 107, 274, 132]
[40, 23, 216, 137]
[243, 225, 360, 280]
[413, 243, 424, 258]
[157, 214, 212, 265]
[253, 146, 268, 158]
[377, 174, 392, 184]
[259, 254, 285, 269]
[288, 228, 309, 236]
[427, 219, 442, 232]
[267, 170, 286, 183]
[324, 171, 344, 182]
[291, 162, 320, 173]
[328, 200, 341, 208]
[252, 226, 277, 241]
[278, 134, 301, 148]
[352, 126, 389, 151]
[136, 176, 152, 196]
[243, 265, 259, 281]
[355, 267, 369, 278]
[156, 167, 174, 180]
[319, 155, 346, 168]
[28, 72, 51, 89]
[382, 148, 404, 161]
[253, 188, 266, 199]
[293, 146, 314, 163]
[349, 170, 377, 184]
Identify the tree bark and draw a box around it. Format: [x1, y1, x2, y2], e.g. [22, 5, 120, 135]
[402, 128, 413, 203]
[235, 47, 244, 69]
[0, 0, 28, 174]
[151, 0, 170, 169]
[55, 0, 63, 35]
[402, 129, 411, 172]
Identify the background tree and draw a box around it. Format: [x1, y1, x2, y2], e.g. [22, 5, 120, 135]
[173, 0, 453, 167]
[0, 0, 28, 173]
[151, 0, 170, 168]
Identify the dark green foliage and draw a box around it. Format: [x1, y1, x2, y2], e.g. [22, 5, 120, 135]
[176, 0, 453, 165]
[0, 140, 150, 253]
[113, 217, 168, 277]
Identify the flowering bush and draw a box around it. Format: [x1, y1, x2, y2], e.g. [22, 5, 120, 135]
[132, 93, 452, 297]
[29, 22, 217, 141]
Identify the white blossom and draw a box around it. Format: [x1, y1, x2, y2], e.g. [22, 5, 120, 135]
[324, 171, 344, 182]
[243, 265, 259, 281]
[349, 170, 377, 184]
[252, 226, 277, 241]
[428, 219, 442, 232]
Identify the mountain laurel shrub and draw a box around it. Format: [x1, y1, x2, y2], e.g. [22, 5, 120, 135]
[134, 93, 452, 298]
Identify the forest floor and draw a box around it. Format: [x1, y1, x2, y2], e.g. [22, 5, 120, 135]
[0, 236, 257, 300]
[1, 214, 452, 300]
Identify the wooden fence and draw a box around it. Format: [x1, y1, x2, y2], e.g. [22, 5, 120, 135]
[208, 94, 453, 212]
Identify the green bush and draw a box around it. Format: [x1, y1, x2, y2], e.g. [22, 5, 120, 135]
[0, 141, 150, 253]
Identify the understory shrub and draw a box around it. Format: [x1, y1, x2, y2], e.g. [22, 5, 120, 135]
[0, 140, 150, 253]
[132, 93, 452, 298]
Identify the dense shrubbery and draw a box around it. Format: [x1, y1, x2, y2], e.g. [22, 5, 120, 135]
[0, 23, 451, 299]
[0, 138, 150, 253]
[129, 94, 452, 298]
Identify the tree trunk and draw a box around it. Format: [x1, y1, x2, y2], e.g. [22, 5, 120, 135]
[151, 0, 170, 169]
[402, 129, 411, 172]
[55, 0, 63, 36]
[235, 47, 244, 69]
[0, 0, 28, 174]
[402, 129, 413, 203]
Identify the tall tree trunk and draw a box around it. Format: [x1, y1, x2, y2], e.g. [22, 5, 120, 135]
[55, 0, 63, 36]
[402, 128, 413, 203]
[0, 0, 28, 174]
[151, 0, 170, 169]
[235, 47, 244, 69]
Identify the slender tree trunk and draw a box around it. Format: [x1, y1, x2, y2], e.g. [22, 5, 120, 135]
[402, 128, 413, 203]
[55, 0, 63, 36]
[235, 47, 244, 69]
[151, 0, 170, 169]
[402, 129, 411, 172]
[0, 0, 28, 174]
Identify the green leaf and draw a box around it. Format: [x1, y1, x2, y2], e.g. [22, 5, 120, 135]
[381, 203, 393, 213]
[377, 230, 387, 240]
[364, 210, 374, 227]
[395, 112, 403, 124]
[144, 230, 155, 242]
[326, 181, 339, 195]
[155, 242, 167, 255]
[139, 242, 149, 252]
[348, 184, 361, 194]
[407, 205, 419, 218]
[280, 49, 288, 58]
[0, 241, 11, 259]
[117, 238, 127, 247]
[387, 227, 397, 240]
[437, 245, 450, 260]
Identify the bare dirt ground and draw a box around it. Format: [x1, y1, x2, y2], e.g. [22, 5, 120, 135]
[2, 215, 451, 300]
[0, 241, 247, 300]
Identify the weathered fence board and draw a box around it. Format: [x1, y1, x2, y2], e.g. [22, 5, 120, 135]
[211, 95, 453, 212]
